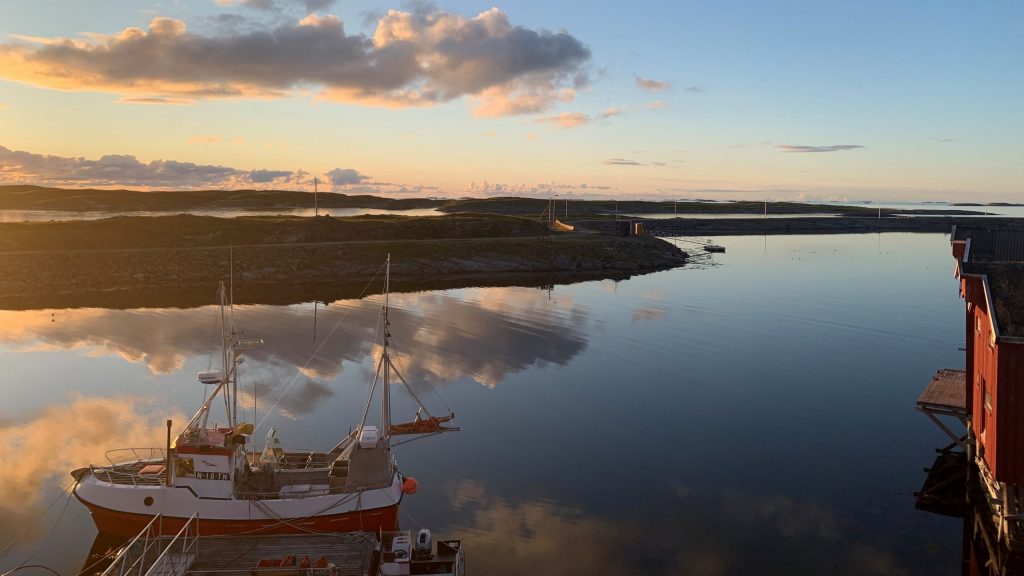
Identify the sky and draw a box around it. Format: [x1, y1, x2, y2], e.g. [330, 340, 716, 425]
[0, 0, 1020, 201]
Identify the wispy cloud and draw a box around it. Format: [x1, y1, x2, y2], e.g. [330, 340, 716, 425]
[646, 100, 667, 111]
[602, 158, 643, 166]
[187, 134, 223, 144]
[685, 84, 706, 93]
[535, 107, 621, 129]
[930, 137, 956, 144]
[634, 75, 671, 92]
[118, 96, 193, 105]
[0, 104, 10, 110]
[776, 144, 864, 153]
[536, 112, 590, 128]
[0, 8, 591, 117]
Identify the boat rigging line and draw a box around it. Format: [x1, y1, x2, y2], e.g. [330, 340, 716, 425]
[0, 482, 76, 576]
[253, 260, 388, 434]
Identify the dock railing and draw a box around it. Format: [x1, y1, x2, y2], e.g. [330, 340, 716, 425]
[100, 514, 199, 576]
[144, 514, 200, 576]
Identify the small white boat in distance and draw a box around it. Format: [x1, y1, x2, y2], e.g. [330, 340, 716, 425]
[703, 242, 726, 253]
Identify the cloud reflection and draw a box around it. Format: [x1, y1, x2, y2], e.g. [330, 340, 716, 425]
[0, 286, 590, 401]
[0, 396, 182, 539]
[446, 479, 912, 575]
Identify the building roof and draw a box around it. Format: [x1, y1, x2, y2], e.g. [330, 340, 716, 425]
[961, 262, 1024, 339]
[952, 225, 1024, 263]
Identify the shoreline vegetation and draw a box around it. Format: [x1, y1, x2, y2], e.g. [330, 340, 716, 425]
[2, 186, 1022, 310]
[0, 184, 1000, 216]
[0, 213, 687, 309]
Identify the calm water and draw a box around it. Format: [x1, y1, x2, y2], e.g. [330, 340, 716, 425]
[0, 233, 967, 575]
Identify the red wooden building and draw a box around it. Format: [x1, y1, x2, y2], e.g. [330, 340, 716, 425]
[950, 225, 1024, 537]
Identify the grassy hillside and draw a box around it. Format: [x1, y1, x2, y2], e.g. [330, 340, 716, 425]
[0, 213, 551, 252]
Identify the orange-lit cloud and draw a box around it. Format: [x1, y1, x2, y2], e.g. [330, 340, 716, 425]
[536, 112, 589, 128]
[0, 7, 590, 117]
[187, 135, 223, 145]
[535, 108, 620, 129]
[635, 75, 672, 92]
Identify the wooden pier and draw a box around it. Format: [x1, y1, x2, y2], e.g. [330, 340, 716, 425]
[101, 515, 464, 576]
[916, 369, 968, 453]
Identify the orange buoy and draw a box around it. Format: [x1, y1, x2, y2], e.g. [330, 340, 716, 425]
[402, 477, 419, 494]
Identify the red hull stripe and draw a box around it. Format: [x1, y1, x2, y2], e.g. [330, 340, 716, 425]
[77, 499, 400, 539]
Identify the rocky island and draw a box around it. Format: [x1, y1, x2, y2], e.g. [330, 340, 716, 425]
[0, 213, 687, 309]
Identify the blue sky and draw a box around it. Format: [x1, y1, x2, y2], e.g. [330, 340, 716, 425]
[0, 0, 1020, 201]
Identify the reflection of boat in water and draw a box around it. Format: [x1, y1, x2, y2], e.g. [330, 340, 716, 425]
[72, 256, 458, 537]
[96, 514, 465, 576]
[703, 242, 725, 253]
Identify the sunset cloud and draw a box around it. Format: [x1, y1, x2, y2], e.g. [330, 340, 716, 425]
[634, 75, 671, 92]
[535, 107, 620, 129]
[119, 96, 194, 105]
[187, 134, 223, 144]
[536, 112, 589, 128]
[776, 144, 865, 153]
[0, 8, 590, 117]
[602, 158, 643, 166]
[325, 167, 370, 185]
[0, 144, 373, 190]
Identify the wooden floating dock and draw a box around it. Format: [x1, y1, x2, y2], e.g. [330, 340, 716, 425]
[101, 515, 464, 576]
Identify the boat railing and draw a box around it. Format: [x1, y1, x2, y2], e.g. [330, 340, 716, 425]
[91, 466, 166, 486]
[105, 447, 167, 466]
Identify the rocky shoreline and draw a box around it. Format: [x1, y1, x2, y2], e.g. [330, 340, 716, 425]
[0, 231, 687, 309]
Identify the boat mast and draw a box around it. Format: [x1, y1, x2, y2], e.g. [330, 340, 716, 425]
[381, 254, 392, 445]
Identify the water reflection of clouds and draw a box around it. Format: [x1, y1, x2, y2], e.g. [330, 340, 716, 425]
[448, 479, 910, 575]
[0, 286, 590, 396]
[0, 396, 182, 540]
[447, 480, 636, 574]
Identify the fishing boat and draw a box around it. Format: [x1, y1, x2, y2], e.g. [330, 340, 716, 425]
[72, 256, 458, 538]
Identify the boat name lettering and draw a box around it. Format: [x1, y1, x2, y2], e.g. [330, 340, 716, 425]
[195, 471, 230, 481]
